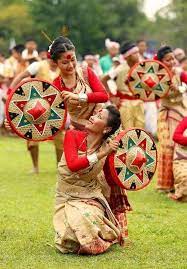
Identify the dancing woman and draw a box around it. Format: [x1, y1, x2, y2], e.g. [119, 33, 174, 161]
[49, 36, 109, 129]
[156, 46, 187, 192]
[54, 105, 128, 254]
[6, 36, 109, 171]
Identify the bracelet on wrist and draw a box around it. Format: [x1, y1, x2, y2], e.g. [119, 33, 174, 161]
[78, 93, 88, 103]
[87, 153, 98, 166]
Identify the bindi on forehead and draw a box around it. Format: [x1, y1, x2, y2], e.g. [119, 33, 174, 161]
[164, 52, 174, 59]
[66, 54, 72, 60]
[62, 51, 75, 60]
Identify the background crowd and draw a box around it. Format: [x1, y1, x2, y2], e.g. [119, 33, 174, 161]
[0, 36, 187, 135]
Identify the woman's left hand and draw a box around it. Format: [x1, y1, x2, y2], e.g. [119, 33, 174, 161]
[169, 83, 178, 92]
[104, 140, 119, 155]
[4, 118, 12, 132]
[108, 140, 119, 153]
[61, 91, 79, 102]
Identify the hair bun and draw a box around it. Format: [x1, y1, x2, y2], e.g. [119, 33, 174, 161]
[49, 36, 75, 61]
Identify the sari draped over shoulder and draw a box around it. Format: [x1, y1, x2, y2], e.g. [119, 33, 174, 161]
[65, 66, 103, 129]
[157, 73, 187, 191]
[173, 124, 187, 201]
[54, 145, 122, 254]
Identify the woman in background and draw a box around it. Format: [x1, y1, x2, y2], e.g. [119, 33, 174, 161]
[156, 46, 187, 193]
[169, 116, 187, 202]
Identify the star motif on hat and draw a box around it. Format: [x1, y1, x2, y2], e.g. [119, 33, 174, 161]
[116, 136, 155, 184]
[7, 79, 67, 141]
[131, 150, 146, 170]
[27, 100, 47, 121]
[14, 100, 27, 112]
[137, 71, 145, 79]
[117, 153, 126, 163]
[144, 76, 157, 88]
[145, 90, 152, 98]
[158, 74, 166, 81]
[128, 60, 172, 101]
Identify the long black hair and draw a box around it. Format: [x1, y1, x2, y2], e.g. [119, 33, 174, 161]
[103, 105, 121, 139]
[49, 36, 75, 62]
[12, 44, 25, 54]
[157, 46, 173, 61]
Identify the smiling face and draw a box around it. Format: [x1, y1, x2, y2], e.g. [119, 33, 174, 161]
[85, 109, 111, 135]
[56, 50, 77, 76]
[162, 52, 176, 70]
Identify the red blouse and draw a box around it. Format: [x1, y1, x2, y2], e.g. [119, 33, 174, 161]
[180, 71, 187, 84]
[173, 117, 187, 146]
[64, 129, 90, 172]
[53, 67, 108, 103]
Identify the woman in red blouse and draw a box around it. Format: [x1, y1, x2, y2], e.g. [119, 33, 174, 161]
[5, 36, 109, 173]
[54, 105, 128, 254]
[49, 36, 109, 129]
[156, 46, 187, 193]
[168, 117, 187, 201]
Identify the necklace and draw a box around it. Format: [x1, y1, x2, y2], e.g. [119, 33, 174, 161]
[79, 133, 102, 155]
[60, 68, 88, 95]
[60, 72, 78, 91]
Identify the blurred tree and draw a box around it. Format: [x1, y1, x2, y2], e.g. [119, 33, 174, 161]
[3, 0, 186, 56]
[168, 0, 187, 48]
[0, 2, 33, 54]
[149, 0, 187, 50]
[28, 0, 149, 55]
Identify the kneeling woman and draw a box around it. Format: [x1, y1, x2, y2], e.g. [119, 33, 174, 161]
[54, 106, 122, 254]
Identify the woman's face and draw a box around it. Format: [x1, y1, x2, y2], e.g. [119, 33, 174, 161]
[162, 52, 176, 70]
[56, 50, 77, 75]
[85, 109, 110, 135]
[127, 51, 140, 65]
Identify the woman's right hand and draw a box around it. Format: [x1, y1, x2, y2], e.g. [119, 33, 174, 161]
[96, 139, 119, 161]
[104, 139, 119, 156]
[169, 83, 178, 92]
[4, 119, 12, 131]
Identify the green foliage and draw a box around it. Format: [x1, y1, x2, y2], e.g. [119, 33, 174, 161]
[0, 4, 33, 37]
[29, 0, 149, 54]
[0, 0, 149, 55]
[0, 0, 186, 55]
[150, 0, 187, 49]
[168, 0, 187, 48]
[0, 137, 186, 269]
[0, 2, 33, 53]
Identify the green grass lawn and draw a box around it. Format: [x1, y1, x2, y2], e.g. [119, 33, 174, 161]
[0, 137, 186, 269]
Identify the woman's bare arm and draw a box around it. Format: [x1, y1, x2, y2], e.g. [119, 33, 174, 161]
[9, 70, 31, 90]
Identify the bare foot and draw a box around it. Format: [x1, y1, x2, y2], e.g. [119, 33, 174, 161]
[156, 188, 171, 194]
[28, 167, 39, 174]
[168, 193, 181, 201]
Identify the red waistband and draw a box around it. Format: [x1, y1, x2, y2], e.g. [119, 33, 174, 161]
[116, 90, 138, 100]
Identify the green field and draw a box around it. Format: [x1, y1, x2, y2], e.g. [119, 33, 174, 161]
[0, 137, 186, 269]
